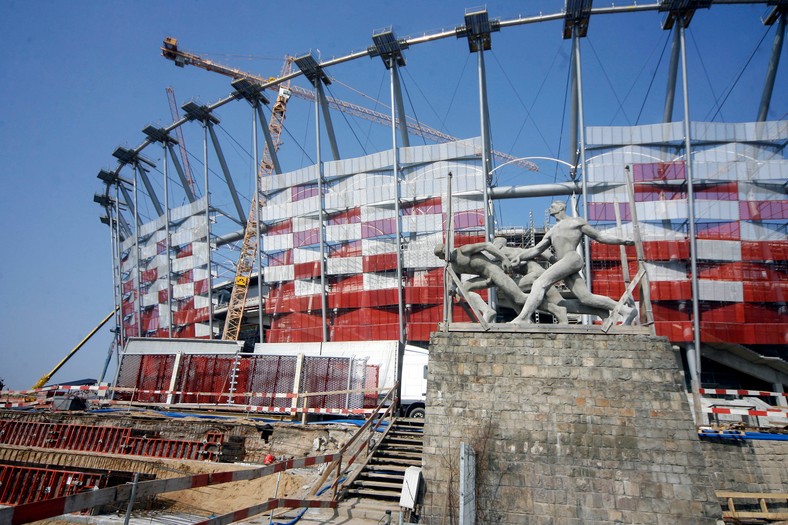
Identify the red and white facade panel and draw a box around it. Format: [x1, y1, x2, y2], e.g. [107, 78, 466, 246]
[587, 121, 787, 345]
[118, 197, 212, 340]
[262, 138, 485, 343]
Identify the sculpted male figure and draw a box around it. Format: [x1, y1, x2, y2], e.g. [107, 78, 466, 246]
[491, 237, 569, 323]
[511, 201, 637, 324]
[434, 241, 527, 323]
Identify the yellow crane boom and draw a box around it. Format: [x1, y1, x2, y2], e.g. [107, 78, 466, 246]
[32, 307, 119, 390]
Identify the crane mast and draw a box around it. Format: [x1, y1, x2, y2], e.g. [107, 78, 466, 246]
[221, 59, 292, 341]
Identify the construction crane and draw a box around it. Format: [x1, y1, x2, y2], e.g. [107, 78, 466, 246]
[165, 86, 197, 197]
[220, 59, 293, 341]
[160, 37, 538, 172]
[32, 308, 119, 389]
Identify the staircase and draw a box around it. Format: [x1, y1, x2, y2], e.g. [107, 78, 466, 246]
[345, 418, 424, 502]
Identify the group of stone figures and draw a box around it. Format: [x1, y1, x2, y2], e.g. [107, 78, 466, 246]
[435, 201, 638, 325]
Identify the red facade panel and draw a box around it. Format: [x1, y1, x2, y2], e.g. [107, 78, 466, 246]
[363, 253, 398, 272]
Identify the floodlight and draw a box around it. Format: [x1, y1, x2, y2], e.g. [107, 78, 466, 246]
[369, 28, 407, 68]
[94, 193, 112, 207]
[658, 0, 712, 29]
[112, 146, 155, 167]
[294, 52, 331, 86]
[563, 0, 593, 39]
[182, 100, 220, 124]
[231, 77, 270, 104]
[457, 7, 500, 52]
[142, 125, 176, 144]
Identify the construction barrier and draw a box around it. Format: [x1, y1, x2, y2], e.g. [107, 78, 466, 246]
[0, 465, 106, 506]
[700, 388, 788, 398]
[192, 498, 337, 525]
[0, 420, 223, 461]
[0, 453, 339, 525]
[704, 406, 788, 419]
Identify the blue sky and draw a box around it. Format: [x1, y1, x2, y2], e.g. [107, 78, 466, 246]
[0, 1, 784, 391]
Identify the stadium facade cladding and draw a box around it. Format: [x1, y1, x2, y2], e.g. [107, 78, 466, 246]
[96, 4, 787, 398]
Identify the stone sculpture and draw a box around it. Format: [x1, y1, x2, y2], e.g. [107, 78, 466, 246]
[509, 200, 637, 325]
[437, 200, 637, 325]
[434, 241, 526, 323]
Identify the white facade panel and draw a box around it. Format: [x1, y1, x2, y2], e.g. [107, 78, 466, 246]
[698, 280, 743, 302]
[172, 256, 194, 274]
[265, 265, 294, 282]
[192, 268, 210, 281]
[261, 202, 293, 222]
[361, 205, 396, 222]
[362, 238, 397, 255]
[694, 200, 740, 221]
[142, 291, 159, 308]
[738, 181, 788, 201]
[697, 239, 742, 261]
[193, 295, 211, 308]
[327, 257, 363, 275]
[326, 223, 361, 242]
[292, 217, 320, 232]
[403, 214, 442, 234]
[295, 279, 322, 296]
[294, 247, 321, 263]
[266, 234, 294, 252]
[644, 261, 689, 282]
[634, 200, 688, 221]
[363, 272, 398, 290]
[740, 221, 787, 241]
[172, 283, 195, 300]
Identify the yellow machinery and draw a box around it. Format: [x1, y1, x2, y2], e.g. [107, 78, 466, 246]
[32, 307, 119, 389]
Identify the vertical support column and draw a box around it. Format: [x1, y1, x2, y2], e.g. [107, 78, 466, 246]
[253, 102, 264, 344]
[115, 184, 126, 346]
[314, 79, 329, 342]
[477, 46, 493, 244]
[108, 199, 121, 359]
[680, 18, 702, 401]
[443, 172, 454, 329]
[132, 166, 142, 338]
[207, 122, 247, 224]
[664, 27, 681, 123]
[166, 142, 197, 203]
[773, 382, 787, 408]
[166, 351, 183, 405]
[573, 31, 591, 288]
[203, 123, 214, 339]
[390, 58, 406, 346]
[163, 143, 173, 338]
[757, 13, 786, 122]
[254, 102, 282, 174]
[391, 63, 410, 148]
[569, 47, 579, 173]
[314, 81, 341, 161]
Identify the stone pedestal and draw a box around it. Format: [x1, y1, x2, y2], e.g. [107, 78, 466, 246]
[422, 324, 723, 525]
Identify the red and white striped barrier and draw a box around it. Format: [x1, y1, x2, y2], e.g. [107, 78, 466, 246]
[700, 388, 788, 398]
[704, 406, 788, 419]
[102, 400, 380, 416]
[0, 453, 338, 525]
[193, 497, 337, 525]
[1, 385, 110, 397]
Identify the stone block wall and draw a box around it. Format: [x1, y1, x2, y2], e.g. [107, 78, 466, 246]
[421, 326, 723, 525]
[702, 438, 788, 494]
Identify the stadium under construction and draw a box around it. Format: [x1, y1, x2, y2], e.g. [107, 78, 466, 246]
[1, 2, 786, 523]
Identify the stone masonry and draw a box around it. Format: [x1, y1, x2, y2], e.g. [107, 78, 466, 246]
[421, 325, 723, 525]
